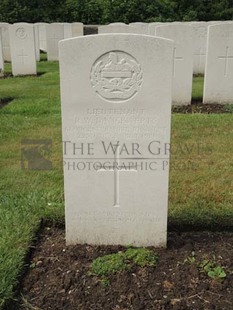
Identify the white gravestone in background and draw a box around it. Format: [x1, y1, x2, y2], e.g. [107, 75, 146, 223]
[190, 22, 208, 75]
[148, 22, 163, 35]
[36, 23, 48, 52]
[155, 24, 193, 105]
[0, 23, 11, 61]
[204, 24, 233, 104]
[34, 25, 40, 61]
[9, 23, 37, 76]
[109, 23, 127, 26]
[46, 23, 64, 61]
[72, 23, 84, 37]
[98, 24, 143, 34]
[0, 33, 4, 77]
[64, 23, 73, 39]
[59, 34, 173, 247]
[129, 22, 149, 34]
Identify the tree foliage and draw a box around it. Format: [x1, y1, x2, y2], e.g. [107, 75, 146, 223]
[0, 0, 232, 24]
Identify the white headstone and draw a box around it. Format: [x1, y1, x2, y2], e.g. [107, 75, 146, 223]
[109, 23, 127, 26]
[155, 24, 193, 105]
[129, 22, 149, 34]
[148, 22, 163, 35]
[72, 23, 84, 37]
[59, 34, 173, 247]
[98, 24, 143, 34]
[64, 23, 73, 39]
[35, 22, 48, 52]
[46, 23, 64, 61]
[207, 21, 223, 25]
[190, 22, 208, 75]
[203, 24, 233, 104]
[9, 23, 37, 76]
[34, 25, 40, 61]
[0, 23, 11, 61]
[0, 33, 4, 77]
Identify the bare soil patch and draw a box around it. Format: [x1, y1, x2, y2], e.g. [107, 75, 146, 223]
[172, 103, 233, 114]
[19, 225, 233, 310]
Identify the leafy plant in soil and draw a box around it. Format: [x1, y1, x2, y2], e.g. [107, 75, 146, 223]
[207, 266, 226, 279]
[184, 251, 196, 264]
[124, 248, 158, 267]
[90, 252, 127, 277]
[199, 258, 227, 279]
[184, 253, 227, 281]
[89, 248, 158, 285]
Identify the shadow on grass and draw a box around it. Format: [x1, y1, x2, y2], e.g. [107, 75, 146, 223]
[0, 72, 47, 79]
[191, 97, 203, 105]
[0, 97, 14, 109]
[168, 221, 233, 233]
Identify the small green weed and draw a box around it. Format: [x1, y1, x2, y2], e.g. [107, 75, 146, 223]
[90, 248, 158, 279]
[184, 253, 227, 280]
[184, 251, 196, 264]
[199, 258, 226, 279]
[124, 248, 158, 267]
[100, 278, 110, 288]
[208, 266, 226, 279]
[199, 258, 215, 273]
[90, 252, 127, 277]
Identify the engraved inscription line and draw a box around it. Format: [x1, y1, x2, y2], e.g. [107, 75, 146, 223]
[17, 49, 28, 64]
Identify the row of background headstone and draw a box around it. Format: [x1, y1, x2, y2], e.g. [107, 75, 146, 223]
[0, 22, 84, 76]
[98, 21, 233, 105]
[0, 21, 233, 104]
[1, 21, 231, 68]
[100, 21, 233, 74]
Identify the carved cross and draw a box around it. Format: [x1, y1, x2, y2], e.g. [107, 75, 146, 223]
[98, 142, 137, 207]
[173, 47, 183, 77]
[218, 46, 233, 77]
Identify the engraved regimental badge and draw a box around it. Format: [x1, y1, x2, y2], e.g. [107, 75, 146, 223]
[16, 27, 27, 39]
[91, 51, 143, 102]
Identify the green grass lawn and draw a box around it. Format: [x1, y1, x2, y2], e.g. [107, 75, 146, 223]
[0, 59, 233, 308]
[192, 75, 204, 101]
